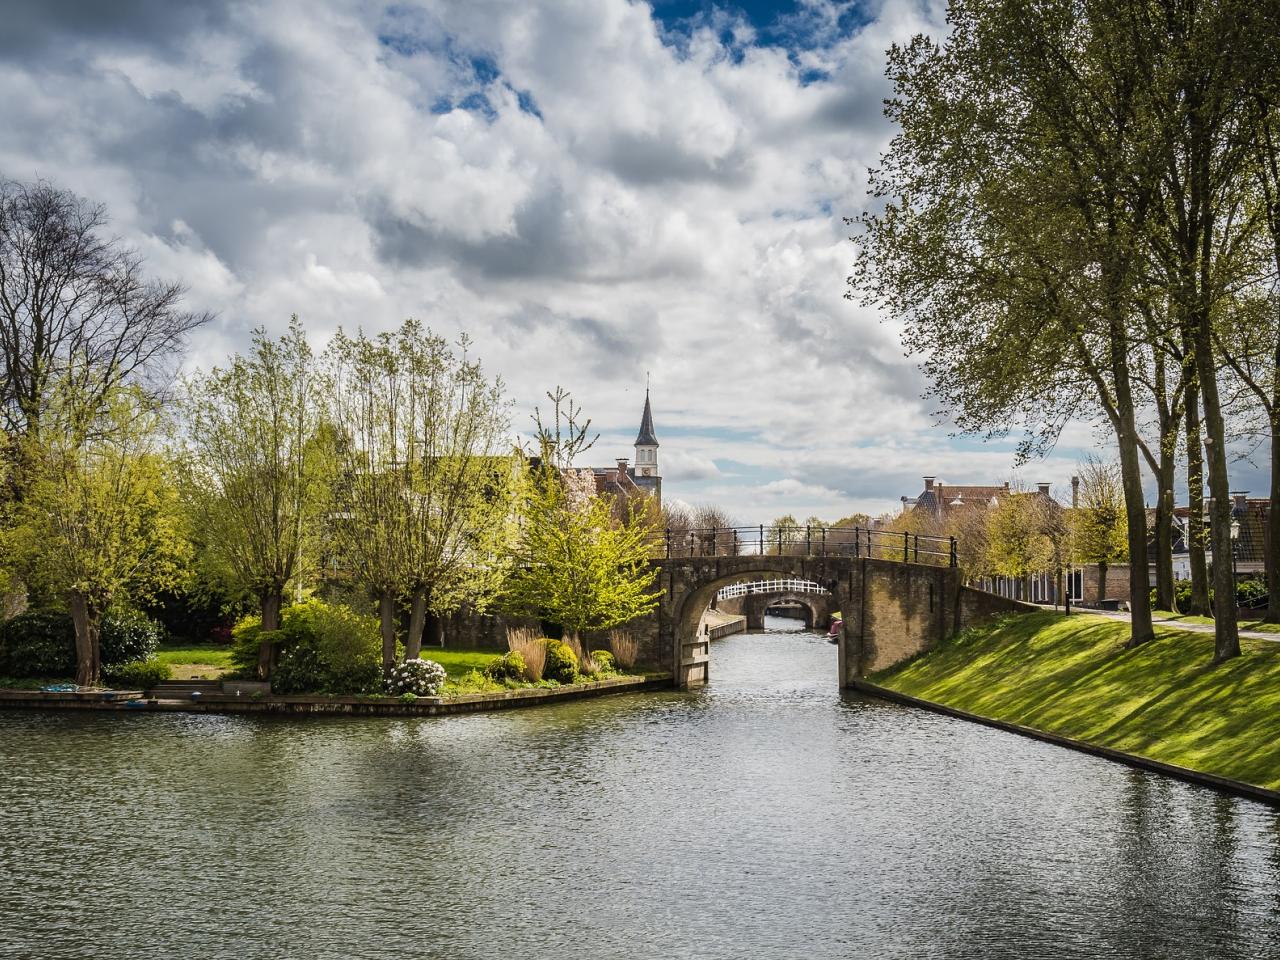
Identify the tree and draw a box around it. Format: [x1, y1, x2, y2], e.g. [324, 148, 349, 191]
[0, 179, 209, 464]
[984, 489, 1057, 596]
[850, 0, 1270, 652]
[327, 321, 515, 670]
[1071, 457, 1128, 607]
[766, 514, 801, 555]
[504, 389, 660, 656]
[14, 385, 188, 685]
[175, 318, 331, 675]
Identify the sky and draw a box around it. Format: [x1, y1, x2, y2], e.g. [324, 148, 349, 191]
[1, 0, 1264, 523]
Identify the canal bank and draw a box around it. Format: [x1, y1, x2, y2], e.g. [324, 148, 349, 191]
[0, 674, 671, 717]
[869, 610, 1280, 799]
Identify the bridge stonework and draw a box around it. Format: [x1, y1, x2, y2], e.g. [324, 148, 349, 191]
[652, 555, 1033, 689]
[717, 591, 838, 630]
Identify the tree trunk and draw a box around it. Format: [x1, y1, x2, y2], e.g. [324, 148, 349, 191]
[1184, 377, 1211, 615]
[1115, 400, 1154, 646]
[257, 589, 282, 681]
[379, 590, 398, 675]
[1267, 420, 1280, 623]
[68, 591, 100, 688]
[1196, 324, 1241, 663]
[1154, 479, 1176, 613]
[406, 589, 427, 660]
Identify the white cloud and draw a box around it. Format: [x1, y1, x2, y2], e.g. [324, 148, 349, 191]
[0, 0, 1109, 524]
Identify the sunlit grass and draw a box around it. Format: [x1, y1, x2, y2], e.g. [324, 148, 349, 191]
[154, 643, 235, 680]
[874, 611, 1280, 791]
[1151, 610, 1280, 634]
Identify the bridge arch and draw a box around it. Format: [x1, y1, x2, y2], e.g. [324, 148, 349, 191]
[653, 552, 1034, 689]
[759, 595, 824, 629]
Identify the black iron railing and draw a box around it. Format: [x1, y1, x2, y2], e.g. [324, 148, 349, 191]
[658, 525, 957, 567]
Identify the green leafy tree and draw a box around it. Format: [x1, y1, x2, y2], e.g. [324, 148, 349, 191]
[14, 385, 189, 685]
[326, 321, 516, 671]
[504, 389, 660, 656]
[983, 489, 1056, 591]
[1071, 457, 1128, 606]
[175, 318, 332, 675]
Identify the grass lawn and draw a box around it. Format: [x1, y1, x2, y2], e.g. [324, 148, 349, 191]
[423, 648, 502, 679]
[1152, 610, 1280, 635]
[874, 611, 1280, 791]
[154, 644, 236, 680]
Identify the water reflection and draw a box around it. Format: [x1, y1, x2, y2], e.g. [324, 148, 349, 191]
[3, 617, 1280, 958]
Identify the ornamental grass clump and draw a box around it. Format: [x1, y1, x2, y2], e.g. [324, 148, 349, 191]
[606, 629, 640, 671]
[386, 658, 447, 697]
[505, 625, 546, 681]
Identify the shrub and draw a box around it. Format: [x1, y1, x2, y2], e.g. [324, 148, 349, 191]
[100, 609, 164, 666]
[0, 610, 75, 677]
[586, 649, 617, 677]
[271, 599, 382, 695]
[483, 650, 527, 683]
[229, 614, 266, 674]
[385, 658, 447, 696]
[105, 659, 172, 690]
[543, 638, 578, 684]
[0, 608, 167, 678]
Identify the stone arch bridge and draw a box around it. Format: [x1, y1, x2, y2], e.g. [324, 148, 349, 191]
[651, 526, 1030, 689]
[713, 578, 838, 630]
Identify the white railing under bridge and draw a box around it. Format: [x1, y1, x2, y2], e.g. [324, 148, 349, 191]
[716, 578, 826, 600]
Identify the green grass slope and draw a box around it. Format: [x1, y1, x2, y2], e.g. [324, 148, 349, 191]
[874, 612, 1280, 791]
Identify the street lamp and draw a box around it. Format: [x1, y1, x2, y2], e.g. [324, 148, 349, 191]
[1230, 518, 1241, 600]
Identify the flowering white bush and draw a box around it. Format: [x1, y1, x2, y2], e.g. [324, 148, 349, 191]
[385, 658, 447, 696]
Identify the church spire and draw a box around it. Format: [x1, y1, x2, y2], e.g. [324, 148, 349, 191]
[635, 389, 658, 447]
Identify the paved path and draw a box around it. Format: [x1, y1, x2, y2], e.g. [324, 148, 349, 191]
[1035, 604, 1280, 643]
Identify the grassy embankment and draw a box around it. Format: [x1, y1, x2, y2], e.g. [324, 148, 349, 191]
[1151, 610, 1280, 634]
[874, 611, 1280, 791]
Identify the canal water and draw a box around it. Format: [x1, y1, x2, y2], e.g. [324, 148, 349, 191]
[4, 616, 1280, 958]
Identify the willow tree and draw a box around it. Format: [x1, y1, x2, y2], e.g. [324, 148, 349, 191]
[327, 321, 515, 671]
[176, 318, 331, 675]
[503, 389, 660, 656]
[16, 385, 189, 685]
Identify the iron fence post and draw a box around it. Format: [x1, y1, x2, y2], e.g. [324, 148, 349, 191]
[855, 527, 861, 558]
[903, 531, 909, 563]
[758, 524, 764, 556]
[711, 524, 718, 558]
[913, 534, 919, 563]
[822, 526, 827, 557]
[665, 527, 671, 559]
[949, 536, 957, 568]
[806, 525, 812, 556]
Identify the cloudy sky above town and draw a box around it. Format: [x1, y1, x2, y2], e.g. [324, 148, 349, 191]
[4, 0, 1228, 523]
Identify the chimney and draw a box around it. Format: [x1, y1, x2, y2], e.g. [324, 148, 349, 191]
[1037, 482, 1051, 496]
[617, 458, 630, 474]
[1003, 481, 1010, 492]
[923, 476, 935, 492]
[1071, 475, 1079, 508]
[1231, 490, 1249, 512]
